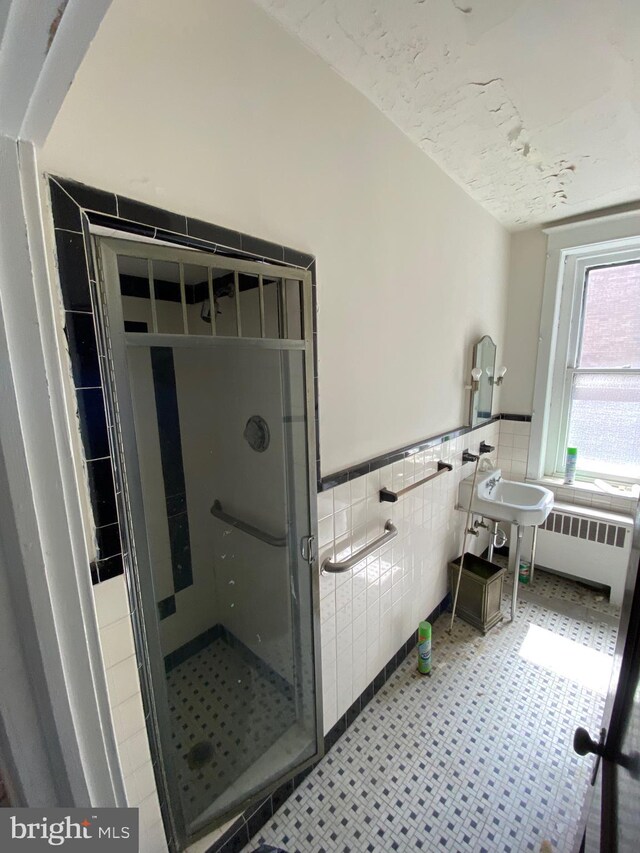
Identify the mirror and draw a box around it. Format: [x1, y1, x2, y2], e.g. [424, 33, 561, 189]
[470, 335, 496, 427]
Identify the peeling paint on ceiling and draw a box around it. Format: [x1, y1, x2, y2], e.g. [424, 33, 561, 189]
[254, 0, 640, 228]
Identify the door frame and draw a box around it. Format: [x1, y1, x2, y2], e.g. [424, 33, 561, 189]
[93, 235, 322, 850]
[574, 501, 640, 852]
[600, 502, 640, 850]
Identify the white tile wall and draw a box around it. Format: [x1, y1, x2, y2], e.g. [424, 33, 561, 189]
[317, 420, 500, 733]
[93, 577, 168, 853]
[550, 483, 636, 514]
[496, 417, 531, 481]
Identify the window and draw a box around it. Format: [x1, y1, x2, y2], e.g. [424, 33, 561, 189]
[536, 227, 640, 484]
[564, 262, 640, 480]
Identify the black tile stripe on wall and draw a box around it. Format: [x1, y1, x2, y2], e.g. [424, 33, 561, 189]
[319, 412, 532, 491]
[320, 416, 502, 491]
[500, 413, 533, 422]
[150, 346, 193, 594]
[49, 174, 317, 591]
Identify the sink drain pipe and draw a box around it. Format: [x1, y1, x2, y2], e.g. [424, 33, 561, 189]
[448, 453, 482, 633]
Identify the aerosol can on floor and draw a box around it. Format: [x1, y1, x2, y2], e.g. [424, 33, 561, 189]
[417, 620, 432, 675]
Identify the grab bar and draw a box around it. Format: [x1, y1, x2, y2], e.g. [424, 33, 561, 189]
[321, 520, 398, 574]
[210, 499, 287, 547]
[379, 460, 453, 503]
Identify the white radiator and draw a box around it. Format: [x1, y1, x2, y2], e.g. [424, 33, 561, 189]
[532, 501, 633, 606]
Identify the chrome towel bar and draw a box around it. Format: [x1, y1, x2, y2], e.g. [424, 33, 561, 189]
[210, 499, 287, 547]
[379, 460, 453, 503]
[321, 520, 398, 574]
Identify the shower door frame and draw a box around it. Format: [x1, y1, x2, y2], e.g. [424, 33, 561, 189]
[92, 235, 322, 851]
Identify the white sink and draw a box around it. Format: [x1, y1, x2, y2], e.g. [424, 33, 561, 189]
[458, 468, 553, 527]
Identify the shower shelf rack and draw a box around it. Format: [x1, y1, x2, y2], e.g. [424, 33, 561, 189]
[379, 460, 453, 503]
[321, 520, 398, 574]
[210, 499, 287, 547]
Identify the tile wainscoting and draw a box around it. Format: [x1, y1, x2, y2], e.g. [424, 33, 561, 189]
[93, 578, 168, 852]
[496, 416, 531, 482]
[317, 420, 500, 733]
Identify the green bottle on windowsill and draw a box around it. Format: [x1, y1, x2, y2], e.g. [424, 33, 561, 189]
[564, 446, 578, 485]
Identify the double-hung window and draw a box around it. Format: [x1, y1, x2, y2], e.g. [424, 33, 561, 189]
[539, 234, 640, 484]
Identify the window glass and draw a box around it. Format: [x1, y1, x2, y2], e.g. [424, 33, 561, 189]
[578, 263, 640, 368]
[567, 373, 640, 479]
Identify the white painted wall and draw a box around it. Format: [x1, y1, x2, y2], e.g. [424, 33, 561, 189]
[500, 227, 548, 416]
[40, 0, 510, 477]
[253, 0, 640, 230]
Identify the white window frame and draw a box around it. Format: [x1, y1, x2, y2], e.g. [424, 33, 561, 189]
[529, 212, 640, 485]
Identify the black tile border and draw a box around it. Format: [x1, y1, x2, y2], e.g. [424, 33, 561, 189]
[164, 622, 295, 698]
[318, 412, 533, 491]
[319, 416, 501, 491]
[500, 413, 532, 422]
[150, 346, 193, 594]
[157, 595, 176, 621]
[163, 624, 223, 672]
[48, 174, 320, 593]
[205, 593, 451, 853]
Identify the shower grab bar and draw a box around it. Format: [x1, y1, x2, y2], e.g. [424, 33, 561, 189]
[210, 499, 287, 547]
[321, 520, 398, 574]
[379, 461, 453, 503]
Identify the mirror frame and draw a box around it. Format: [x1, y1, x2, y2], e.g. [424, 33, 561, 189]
[469, 335, 497, 428]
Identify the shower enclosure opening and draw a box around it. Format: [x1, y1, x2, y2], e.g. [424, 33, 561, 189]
[92, 236, 321, 848]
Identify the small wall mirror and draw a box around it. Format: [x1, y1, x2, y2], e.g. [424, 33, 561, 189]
[470, 335, 496, 427]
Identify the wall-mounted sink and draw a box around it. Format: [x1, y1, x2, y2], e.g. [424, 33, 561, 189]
[458, 468, 553, 527]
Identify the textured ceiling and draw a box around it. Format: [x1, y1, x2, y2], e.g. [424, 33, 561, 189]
[254, 0, 640, 229]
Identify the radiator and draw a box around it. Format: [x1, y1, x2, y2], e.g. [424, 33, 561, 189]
[531, 501, 633, 606]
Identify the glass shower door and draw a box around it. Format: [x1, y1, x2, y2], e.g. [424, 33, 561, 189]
[96, 238, 320, 844]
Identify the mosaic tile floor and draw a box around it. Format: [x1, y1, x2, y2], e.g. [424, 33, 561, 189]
[246, 569, 619, 852]
[166, 636, 296, 826]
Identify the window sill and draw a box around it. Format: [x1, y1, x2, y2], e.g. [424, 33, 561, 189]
[534, 475, 638, 496]
[527, 475, 638, 512]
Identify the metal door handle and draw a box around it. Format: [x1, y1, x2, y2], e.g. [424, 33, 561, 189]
[573, 727, 606, 757]
[575, 726, 640, 782]
[574, 727, 606, 785]
[300, 535, 316, 564]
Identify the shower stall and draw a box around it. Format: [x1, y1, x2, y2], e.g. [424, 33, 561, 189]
[92, 237, 321, 848]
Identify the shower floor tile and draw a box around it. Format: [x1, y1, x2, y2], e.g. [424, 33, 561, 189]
[246, 569, 618, 852]
[166, 636, 296, 826]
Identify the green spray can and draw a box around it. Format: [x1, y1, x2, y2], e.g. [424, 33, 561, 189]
[417, 620, 432, 675]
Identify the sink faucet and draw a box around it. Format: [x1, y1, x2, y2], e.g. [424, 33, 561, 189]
[486, 475, 501, 495]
